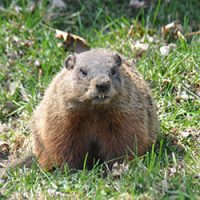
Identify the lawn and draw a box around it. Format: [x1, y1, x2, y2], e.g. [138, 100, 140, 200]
[0, 0, 200, 199]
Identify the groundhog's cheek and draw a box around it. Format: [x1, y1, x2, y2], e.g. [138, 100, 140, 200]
[85, 86, 96, 98]
[113, 82, 125, 96]
[71, 81, 90, 96]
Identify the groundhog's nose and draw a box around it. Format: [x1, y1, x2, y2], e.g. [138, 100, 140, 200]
[96, 76, 111, 93]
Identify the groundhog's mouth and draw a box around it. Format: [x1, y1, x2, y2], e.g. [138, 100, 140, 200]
[93, 95, 110, 104]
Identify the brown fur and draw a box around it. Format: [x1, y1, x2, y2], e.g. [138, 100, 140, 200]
[31, 49, 158, 170]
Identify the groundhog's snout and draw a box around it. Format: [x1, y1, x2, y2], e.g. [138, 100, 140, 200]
[90, 75, 112, 104]
[96, 75, 111, 93]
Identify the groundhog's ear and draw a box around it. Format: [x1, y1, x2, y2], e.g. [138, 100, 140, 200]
[64, 55, 76, 70]
[114, 53, 122, 67]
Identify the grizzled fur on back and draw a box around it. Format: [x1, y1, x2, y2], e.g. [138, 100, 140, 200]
[31, 48, 159, 170]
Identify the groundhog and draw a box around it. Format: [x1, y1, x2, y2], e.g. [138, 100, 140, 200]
[31, 48, 158, 170]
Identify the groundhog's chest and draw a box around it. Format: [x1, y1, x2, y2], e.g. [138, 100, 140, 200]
[66, 109, 117, 137]
[64, 108, 136, 144]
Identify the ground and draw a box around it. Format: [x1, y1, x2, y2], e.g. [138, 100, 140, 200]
[0, 0, 200, 199]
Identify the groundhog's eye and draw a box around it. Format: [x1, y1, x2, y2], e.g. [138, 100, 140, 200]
[111, 67, 117, 76]
[80, 68, 87, 77]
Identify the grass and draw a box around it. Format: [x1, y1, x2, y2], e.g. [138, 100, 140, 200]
[0, 0, 200, 199]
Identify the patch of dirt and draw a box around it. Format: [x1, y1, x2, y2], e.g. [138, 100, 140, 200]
[0, 141, 10, 164]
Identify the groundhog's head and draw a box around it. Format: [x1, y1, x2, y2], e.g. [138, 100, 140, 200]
[64, 49, 124, 105]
